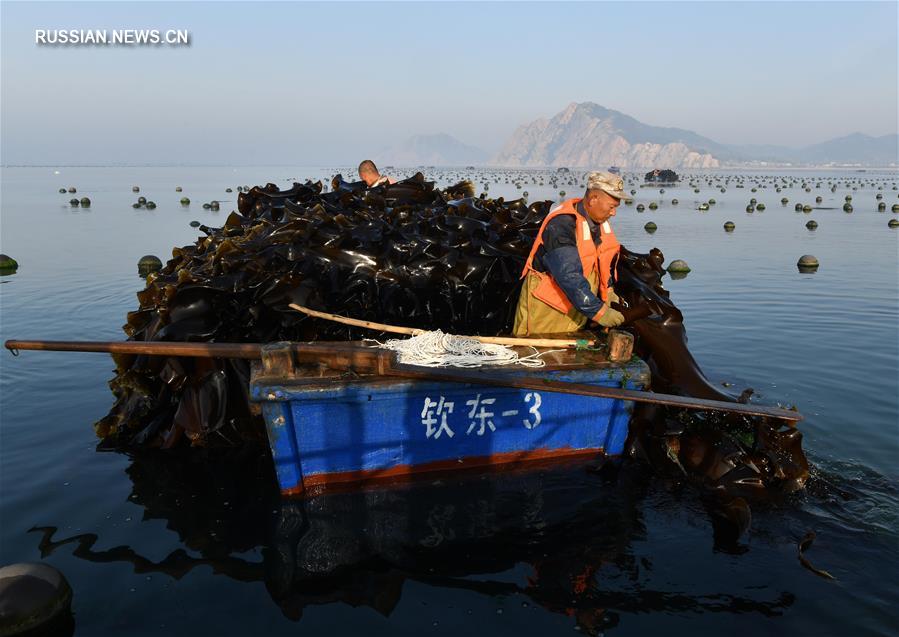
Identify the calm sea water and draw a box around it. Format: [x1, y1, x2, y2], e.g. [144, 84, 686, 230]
[1, 166, 897, 636]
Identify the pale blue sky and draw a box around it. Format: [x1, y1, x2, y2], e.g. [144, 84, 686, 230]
[1, 1, 896, 165]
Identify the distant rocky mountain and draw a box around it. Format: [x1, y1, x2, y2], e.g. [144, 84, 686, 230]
[375, 133, 488, 166]
[492, 102, 897, 168]
[492, 102, 724, 168]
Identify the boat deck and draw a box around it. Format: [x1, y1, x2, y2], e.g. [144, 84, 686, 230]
[250, 334, 649, 394]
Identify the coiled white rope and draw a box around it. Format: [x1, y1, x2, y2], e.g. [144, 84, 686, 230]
[372, 330, 551, 368]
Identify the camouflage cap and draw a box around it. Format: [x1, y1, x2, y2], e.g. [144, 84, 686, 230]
[586, 171, 629, 200]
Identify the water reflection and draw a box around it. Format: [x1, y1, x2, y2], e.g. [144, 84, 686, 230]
[31, 449, 798, 634]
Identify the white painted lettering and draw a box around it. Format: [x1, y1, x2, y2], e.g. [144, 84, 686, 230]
[421, 396, 455, 439]
[522, 392, 542, 429]
[465, 394, 496, 436]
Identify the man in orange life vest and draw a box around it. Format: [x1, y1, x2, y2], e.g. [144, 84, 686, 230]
[513, 171, 630, 336]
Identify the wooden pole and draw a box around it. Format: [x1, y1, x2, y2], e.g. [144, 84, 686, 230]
[388, 364, 802, 423]
[4, 338, 802, 423]
[288, 303, 597, 349]
[4, 340, 264, 359]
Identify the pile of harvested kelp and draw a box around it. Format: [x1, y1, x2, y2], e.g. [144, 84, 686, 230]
[97, 173, 548, 447]
[96, 171, 808, 504]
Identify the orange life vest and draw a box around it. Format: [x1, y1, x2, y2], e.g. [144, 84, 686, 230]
[520, 198, 620, 314]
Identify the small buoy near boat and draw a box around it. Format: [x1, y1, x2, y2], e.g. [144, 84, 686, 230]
[137, 196, 147, 205]
[137, 255, 163, 277]
[745, 204, 754, 212]
[699, 203, 710, 211]
[648, 202, 658, 210]
[69, 199, 79, 207]
[806, 220, 818, 230]
[803, 205, 813, 213]
[225, 188, 233, 193]
[892, 204, 899, 213]
[888, 219, 899, 228]
[843, 203, 853, 213]
[58, 188, 66, 194]
[180, 197, 190, 206]
[667, 260, 690, 273]
[878, 202, 886, 212]
[636, 204, 645, 212]
[794, 203, 803, 211]
[132, 186, 140, 192]
[644, 222, 657, 233]
[0, 254, 19, 271]
[79, 197, 90, 207]
[175, 186, 182, 192]
[189, 220, 201, 228]
[210, 201, 220, 211]
[815, 196, 823, 203]
[671, 198, 678, 205]
[708, 198, 716, 205]
[756, 203, 766, 211]
[797, 255, 819, 271]
[723, 221, 735, 231]
[67, 187, 76, 194]
[781, 197, 789, 205]
[0, 562, 73, 636]
[145, 201, 157, 210]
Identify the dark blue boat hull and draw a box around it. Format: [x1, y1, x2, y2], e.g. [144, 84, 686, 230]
[252, 359, 649, 497]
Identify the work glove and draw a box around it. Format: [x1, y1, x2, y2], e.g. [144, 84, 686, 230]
[606, 287, 620, 305]
[592, 304, 625, 328]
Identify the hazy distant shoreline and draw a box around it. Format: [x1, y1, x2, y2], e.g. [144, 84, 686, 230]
[4, 164, 898, 172]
